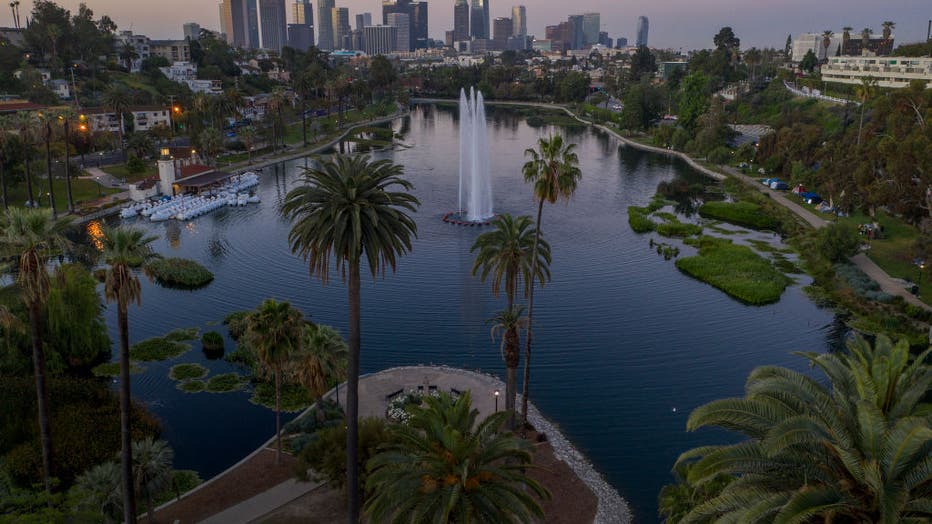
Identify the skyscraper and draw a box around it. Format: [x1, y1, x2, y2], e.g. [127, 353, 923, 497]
[469, 0, 487, 40]
[220, 0, 258, 48]
[636, 16, 649, 47]
[453, 0, 469, 42]
[292, 1, 312, 26]
[364, 25, 396, 55]
[316, 0, 334, 49]
[511, 5, 526, 37]
[288, 24, 313, 50]
[183, 22, 201, 41]
[331, 7, 350, 50]
[411, 2, 428, 49]
[582, 12, 599, 46]
[386, 12, 410, 52]
[567, 14, 584, 49]
[383, 0, 415, 52]
[492, 16, 511, 50]
[355, 13, 372, 32]
[258, 0, 287, 51]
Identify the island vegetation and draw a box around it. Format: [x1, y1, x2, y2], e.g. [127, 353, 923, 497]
[144, 258, 214, 289]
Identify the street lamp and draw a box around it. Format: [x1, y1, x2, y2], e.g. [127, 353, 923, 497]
[493, 390, 500, 412]
[915, 258, 926, 295]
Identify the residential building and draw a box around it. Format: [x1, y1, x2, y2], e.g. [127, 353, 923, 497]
[492, 17, 511, 50]
[159, 61, 224, 94]
[582, 12, 599, 46]
[355, 13, 373, 31]
[387, 12, 410, 52]
[412, 2, 428, 49]
[636, 16, 648, 47]
[317, 0, 335, 50]
[511, 5, 526, 37]
[85, 107, 172, 133]
[821, 55, 932, 89]
[183, 22, 201, 41]
[364, 25, 397, 55]
[48, 79, 71, 100]
[453, 0, 470, 42]
[470, 0, 488, 40]
[115, 31, 150, 72]
[842, 36, 894, 57]
[658, 61, 687, 80]
[258, 0, 287, 51]
[332, 8, 350, 49]
[791, 33, 842, 62]
[150, 40, 191, 62]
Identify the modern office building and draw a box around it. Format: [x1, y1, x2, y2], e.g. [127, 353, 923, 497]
[386, 13, 410, 52]
[616, 36, 628, 47]
[453, 0, 470, 42]
[331, 7, 350, 50]
[220, 0, 260, 48]
[412, 1, 428, 49]
[316, 0, 335, 49]
[581, 12, 599, 46]
[258, 0, 287, 51]
[492, 17, 511, 50]
[183, 22, 201, 41]
[383, 0, 417, 52]
[511, 5, 526, 37]
[470, 0, 488, 40]
[292, 1, 312, 25]
[636, 16, 649, 47]
[598, 31, 612, 48]
[567, 15, 584, 50]
[288, 23, 313, 50]
[364, 24, 397, 55]
[355, 13, 373, 31]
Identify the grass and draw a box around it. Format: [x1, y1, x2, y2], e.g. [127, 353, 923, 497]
[250, 382, 312, 412]
[100, 163, 158, 184]
[91, 362, 144, 377]
[675, 236, 792, 305]
[699, 201, 780, 231]
[628, 202, 701, 238]
[177, 380, 206, 393]
[206, 372, 249, 393]
[656, 219, 702, 238]
[144, 258, 214, 289]
[628, 207, 656, 233]
[129, 328, 198, 362]
[5, 175, 121, 211]
[169, 363, 209, 381]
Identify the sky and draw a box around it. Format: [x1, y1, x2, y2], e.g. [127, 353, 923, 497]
[3, 0, 930, 51]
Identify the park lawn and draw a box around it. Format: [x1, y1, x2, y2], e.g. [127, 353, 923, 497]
[101, 163, 158, 184]
[5, 176, 121, 210]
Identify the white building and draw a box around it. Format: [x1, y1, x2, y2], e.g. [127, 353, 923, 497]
[159, 62, 223, 95]
[821, 56, 932, 89]
[115, 30, 151, 72]
[48, 79, 71, 100]
[792, 33, 842, 63]
[85, 107, 172, 133]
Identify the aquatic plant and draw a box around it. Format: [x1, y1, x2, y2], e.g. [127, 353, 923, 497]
[675, 236, 791, 304]
[144, 258, 214, 289]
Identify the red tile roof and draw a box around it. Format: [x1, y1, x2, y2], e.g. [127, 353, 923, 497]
[0, 101, 46, 113]
[179, 164, 214, 179]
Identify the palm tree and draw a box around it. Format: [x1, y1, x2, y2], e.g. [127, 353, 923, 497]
[861, 27, 873, 50]
[882, 21, 895, 43]
[488, 305, 527, 429]
[55, 109, 76, 213]
[102, 86, 131, 159]
[821, 30, 833, 60]
[0, 208, 72, 497]
[132, 438, 174, 524]
[282, 154, 420, 523]
[291, 323, 347, 422]
[238, 125, 257, 163]
[842, 26, 853, 55]
[0, 114, 11, 209]
[197, 128, 223, 166]
[365, 391, 550, 522]
[293, 71, 313, 146]
[856, 76, 877, 146]
[672, 335, 932, 523]
[37, 112, 56, 217]
[75, 461, 123, 523]
[519, 135, 581, 427]
[471, 213, 550, 427]
[14, 111, 37, 206]
[267, 88, 288, 150]
[101, 226, 159, 524]
[119, 41, 139, 71]
[245, 299, 304, 465]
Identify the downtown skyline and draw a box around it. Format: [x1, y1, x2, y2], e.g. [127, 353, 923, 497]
[2, 0, 930, 50]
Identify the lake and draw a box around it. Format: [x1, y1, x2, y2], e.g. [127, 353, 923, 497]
[100, 103, 842, 522]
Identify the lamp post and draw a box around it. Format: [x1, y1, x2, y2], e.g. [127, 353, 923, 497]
[916, 259, 926, 295]
[493, 390, 500, 413]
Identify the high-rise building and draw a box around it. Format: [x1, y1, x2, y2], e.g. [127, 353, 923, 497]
[355, 13, 372, 32]
[598, 31, 611, 48]
[470, 0, 487, 39]
[511, 5, 526, 37]
[636, 16, 649, 47]
[453, 0, 469, 42]
[288, 23, 313, 50]
[220, 0, 252, 47]
[364, 24, 397, 55]
[616, 36, 628, 47]
[567, 15, 584, 50]
[183, 22, 201, 41]
[331, 7, 350, 50]
[492, 17, 511, 50]
[582, 12, 599, 46]
[316, 0, 335, 49]
[386, 12, 410, 52]
[292, 1, 312, 25]
[383, 0, 416, 51]
[411, 1, 428, 49]
[258, 0, 287, 51]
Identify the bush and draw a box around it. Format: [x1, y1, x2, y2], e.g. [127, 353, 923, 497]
[707, 146, 732, 165]
[699, 201, 780, 230]
[144, 258, 214, 289]
[126, 155, 147, 174]
[169, 363, 208, 381]
[223, 311, 251, 340]
[201, 331, 224, 359]
[834, 263, 893, 303]
[294, 417, 391, 498]
[177, 380, 206, 393]
[284, 399, 344, 435]
[656, 219, 702, 238]
[818, 222, 862, 262]
[675, 236, 791, 305]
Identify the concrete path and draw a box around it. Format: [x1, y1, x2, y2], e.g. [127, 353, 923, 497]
[199, 475, 323, 524]
[80, 167, 127, 189]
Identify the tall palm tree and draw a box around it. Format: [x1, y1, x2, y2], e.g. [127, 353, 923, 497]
[821, 30, 834, 60]
[0, 208, 72, 497]
[842, 26, 853, 55]
[365, 391, 550, 522]
[471, 213, 550, 427]
[267, 88, 288, 150]
[102, 86, 131, 160]
[293, 71, 313, 146]
[861, 27, 873, 50]
[37, 112, 56, 217]
[291, 323, 347, 422]
[101, 226, 159, 524]
[198, 128, 223, 166]
[519, 135, 581, 427]
[56, 109, 76, 213]
[14, 111, 37, 206]
[0, 114, 10, 209]
[132, 438, 174, 524]
[238, 125, 257, 163]
[282, 154, 420, 523]
[245, 299, 304, 465]
[672, 335, 932, 523]
[488, 305, 527, 429]
[881, 21, 895, 43]
[856, 76, 877, 146]
[119, 41, 139, 71]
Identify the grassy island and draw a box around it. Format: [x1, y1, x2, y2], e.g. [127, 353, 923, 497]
[698, 201, 780, 231]
[676, 236, 791, 305]
[144, 258, 215, 289]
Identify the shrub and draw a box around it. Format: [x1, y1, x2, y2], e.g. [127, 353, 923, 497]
[699, 201, 780, 230]
[284, 399, 344, 435]
[126, 155, 147, 174]
[834, 263, 893, 303]
[628, 207, 656, 233]
[224, 343, 256, 369]
[223, 311, 251, 340]
[205, 373, 248, 393]
[656, 220, 702, 238]
[818, 223, 862, 262]
[169, 363, 208, 381]
[250, 382, 312, 412]
[707, 146, 732, 165]
[294, 417, 391, 498]
[144, 258, 214, 289]
[675, 236, 791, 305]
[201, 331, 224, 359]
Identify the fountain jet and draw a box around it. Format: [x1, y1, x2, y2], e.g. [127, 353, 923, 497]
[458, 87, 493, 222]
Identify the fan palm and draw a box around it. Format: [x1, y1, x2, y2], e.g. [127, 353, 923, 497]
[245, 299, 304, 465]
[267, 88, 288, 149]
[821, 30, 834, 59]
[470, 213, 550, 311]
[673, 335, 932, 523]
[519, 134, 581, 427]
[365, 391, 550, 523]
[488, 305, 527, 429]
[238, 125, 257, 163]
[102, 86, 131, 159]
[133, 438, 174, 523]
[842, 26, 853, 53]
[75, 461, 122, 523]
[292, 323, 348, 422]
[282, 154, 419, 523]
[861, 27, 873, 49]
[293, 71, 314, 146]
[0, 208, 72, 497]
[101, 226, 159, 524]
[13, 111, 37, 206]
[882, 21, 895, 43]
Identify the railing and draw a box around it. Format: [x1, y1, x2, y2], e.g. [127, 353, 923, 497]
[783, 81, 857, 105]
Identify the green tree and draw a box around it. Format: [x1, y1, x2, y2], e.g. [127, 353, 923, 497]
[799, 50, 818, 73]
[292, 323, 347, 422]
[630, 46, 658, 81]
[55, 109, 76, 213]
[14, 111, 38, 206]
[282, 154, 420, 522]
[881, 21, 895, 43]
[132, 438, 174, 523]
[520, 135, 581, 427]
[238, 125, 257, 163]
[620, 81, 665, 131]
[197, 128, 223, 166]
[101, 227, 158, 524]
[245, 299, 304, 465]
[368, 55, 397, 101]
[487, 305, 527, 429]
[45, 264, 110, 369]
[101, 86, 130, 158]
[817, 221, 862, 262]
[365, 391, 550, 523]
[672, 335, 932, 523]
[471, 213, 550, 427]
[856, 76, 877, 146]
[677, 73, 710, 131]
[0, 208, 72, 498]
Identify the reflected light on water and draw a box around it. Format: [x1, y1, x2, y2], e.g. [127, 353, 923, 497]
[85, 220, 104, 251]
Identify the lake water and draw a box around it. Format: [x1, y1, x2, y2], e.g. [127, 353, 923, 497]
[101, 104, 842, 522]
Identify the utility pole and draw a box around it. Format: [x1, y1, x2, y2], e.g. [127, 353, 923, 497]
[167, 94, 177, 138]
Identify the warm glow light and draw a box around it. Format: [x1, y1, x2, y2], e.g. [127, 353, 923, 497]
[86, 221, 104, 251]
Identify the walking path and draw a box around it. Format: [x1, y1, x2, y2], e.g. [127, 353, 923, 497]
[80, 167, 127, 189]
[200, 477, 323, 524]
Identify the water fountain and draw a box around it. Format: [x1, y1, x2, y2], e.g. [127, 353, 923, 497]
[444, 87, 494, 225]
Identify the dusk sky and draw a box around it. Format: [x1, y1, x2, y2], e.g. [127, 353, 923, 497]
[3, 0, 930, 50]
